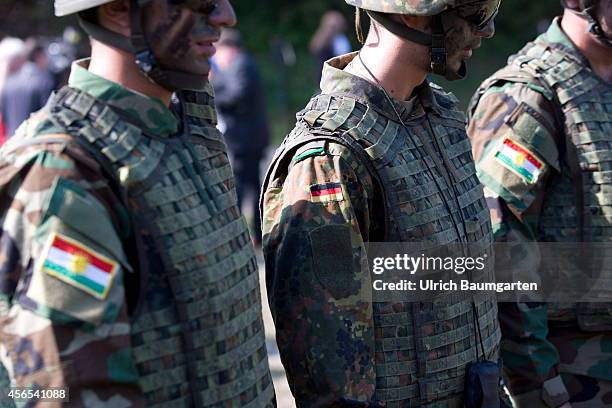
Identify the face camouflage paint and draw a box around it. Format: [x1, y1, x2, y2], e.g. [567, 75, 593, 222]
[143, 0, 221, 78]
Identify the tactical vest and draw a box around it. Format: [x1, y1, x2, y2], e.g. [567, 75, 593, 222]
[475, 35, 612, 331]
[45, 85, 275, 407]
[263, 86, 500, 407]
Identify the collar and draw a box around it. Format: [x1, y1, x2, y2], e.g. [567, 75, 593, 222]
[540, 17, 592, 66]
[319, 52, 443, 123]
[68, 59, 178, 137]
[545, 17, 581, 51]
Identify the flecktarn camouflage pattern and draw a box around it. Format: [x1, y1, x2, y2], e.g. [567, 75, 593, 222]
[344, 0, 498, 16]
[261, 53, 500, 407]
[468, 17, 612, 408]
[0, 60, 275, 407]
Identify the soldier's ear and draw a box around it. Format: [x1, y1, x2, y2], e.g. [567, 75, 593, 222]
[98, 0, 131, 37]
[397, 14, 431, 33]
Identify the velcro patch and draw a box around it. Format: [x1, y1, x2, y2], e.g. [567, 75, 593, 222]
[293, 147, 325, 162]
[39, 233, 119, 300]
[494, 137, 545, 184]
[310, 182, 344, 203]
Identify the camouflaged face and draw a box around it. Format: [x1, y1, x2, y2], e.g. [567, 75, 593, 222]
[344, 0, 496, 16]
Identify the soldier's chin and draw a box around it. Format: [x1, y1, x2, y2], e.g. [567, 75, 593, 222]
[446, 57, 464, 74]
[171, 61, 211, 78]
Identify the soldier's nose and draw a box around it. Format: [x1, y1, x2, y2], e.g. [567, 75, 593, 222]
[208, 0, 236, 28]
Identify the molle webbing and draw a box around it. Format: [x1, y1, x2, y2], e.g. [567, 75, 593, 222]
[53, 86, 274, 407]
[510, 39, 612, 242]
[486, 36, 612, 330]
[265, 90, 499, 406]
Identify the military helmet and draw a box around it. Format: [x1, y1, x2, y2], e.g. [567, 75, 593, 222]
[345, 0, 456, 16]
[55, 0, 115, 17]
[53, 0, 208, 91]
[345, 0, 501, 81]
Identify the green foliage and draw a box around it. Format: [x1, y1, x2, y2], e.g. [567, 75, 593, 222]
[232, 1, 354, 54]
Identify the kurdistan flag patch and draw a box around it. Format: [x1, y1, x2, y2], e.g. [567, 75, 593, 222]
[39, 233, 118, 299]
[310, 182, 344, 203]
[494, 138, 545, 184]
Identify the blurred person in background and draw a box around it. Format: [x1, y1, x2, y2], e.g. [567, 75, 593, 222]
[47, 27, 84, 88]
[0, 39, 56, 139]
[309, 10, 352, 86]
[468, 0, 612, 406]
[0, 37, 25, 143]
[211, 28, 270, 245]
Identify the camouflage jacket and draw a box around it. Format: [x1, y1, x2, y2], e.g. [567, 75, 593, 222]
[0, 60, 274, 407]
[262, 53, 499, 407]
[468, 17, 612, 407]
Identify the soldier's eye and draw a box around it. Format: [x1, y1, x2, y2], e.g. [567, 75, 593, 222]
[167, 0, 216, 14]
[200, 0, 217, 14]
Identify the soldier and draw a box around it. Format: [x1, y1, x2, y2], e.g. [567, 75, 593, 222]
[468, 0, 612, 407]
[261, 0, 502, 406]
[0, 0, 276, 406]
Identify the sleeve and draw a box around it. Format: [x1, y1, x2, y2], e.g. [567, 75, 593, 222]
[468, 83, 571, 408]
[0, 144, 144, 407]
[261, 142, 380, 407]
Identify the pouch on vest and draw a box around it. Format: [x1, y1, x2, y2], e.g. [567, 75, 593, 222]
[464, 359, 508, 408]
[577, 303, 612, 331]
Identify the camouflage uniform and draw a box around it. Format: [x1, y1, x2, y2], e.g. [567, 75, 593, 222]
[468, 18, 612, 408]
[0, 60, 275, 407]
[261, 53, 500, 407]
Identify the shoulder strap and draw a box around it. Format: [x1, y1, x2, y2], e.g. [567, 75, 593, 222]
[260, 126, 389, 241]
[522, 60, 585, 241]
[5, 133, 130, 232]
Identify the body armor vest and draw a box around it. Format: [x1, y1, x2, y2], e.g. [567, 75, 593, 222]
[47, 85, 275, 407]
[477, 34, 612, 330]
[263, 85, 500, 407]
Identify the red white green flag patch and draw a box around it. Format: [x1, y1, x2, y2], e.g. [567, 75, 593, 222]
[495, 138, 544, 184]
[310, 182, 344, 203]
[40, 233, 118, 299]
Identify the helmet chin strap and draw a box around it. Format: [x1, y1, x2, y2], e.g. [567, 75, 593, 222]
[366, 10, 467, 81]
[78, 0, 208, 91]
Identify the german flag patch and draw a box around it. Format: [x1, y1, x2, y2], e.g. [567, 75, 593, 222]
[39, 233, 119, 300]
[310, 182, 344, 203]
